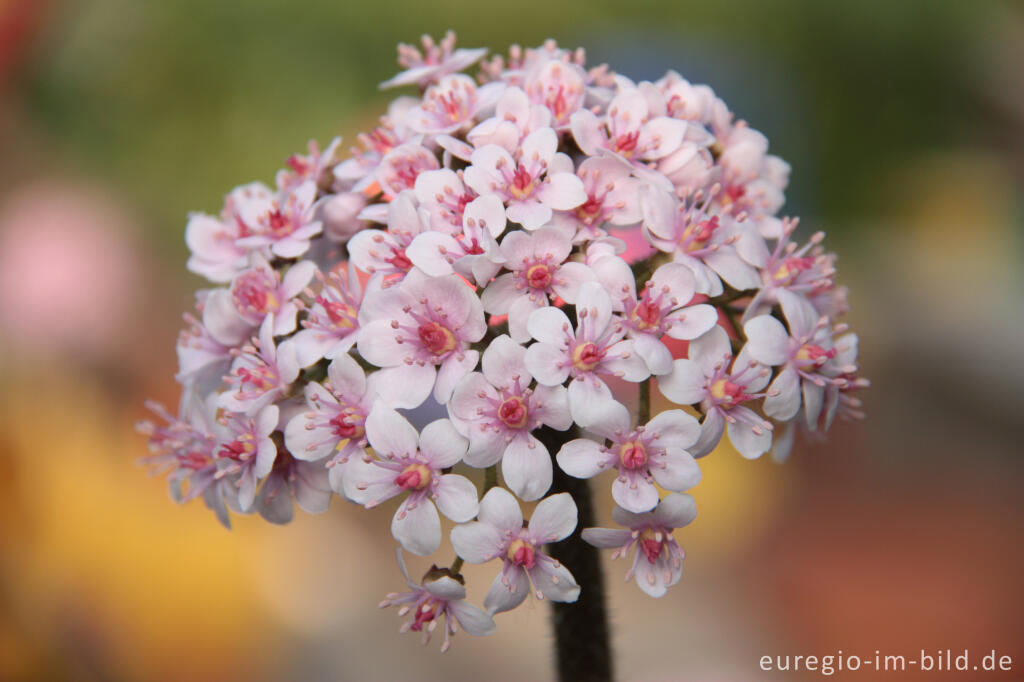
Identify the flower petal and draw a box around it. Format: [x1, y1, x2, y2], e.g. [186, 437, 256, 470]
[434, 474, 479, 522]
[483, 567, 530, 614]
[652, 492, 698, 529]
[481, 334, 529, 388]
[477, 486, 523, 534]
[434, 350, 479, 405]
[524, 342, 570, 387]
[556, 438, 608, 479]
[645, 409, 700, 450]
[371, 364, 436, 409]
[528, 492, 578, 543]
[567, 376, 615, 427]
[743, 315, 791, 366]
[764, 366, 801, 420]
[657, 359, 707, 405]
[450, 521, 504, 563]
[530, 559, 580, 603]
[448, 599, 497, 636]
[392, 497, 441, 556]
[650, 448, 702, 492]
[664, 303, 719, 341]
[612, 476, 661, 513]
[502, 434, 552, 501]
[581, 527, 632, 549]
[365, 403, 420, 458]
[526, 306, 573, 345]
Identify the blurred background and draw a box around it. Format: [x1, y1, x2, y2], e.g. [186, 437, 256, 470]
[1, 0, 1022, 680]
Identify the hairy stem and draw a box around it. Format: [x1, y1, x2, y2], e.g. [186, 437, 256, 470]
[536, 425, 613, 682]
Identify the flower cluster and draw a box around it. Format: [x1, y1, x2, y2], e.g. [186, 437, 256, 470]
[139, 32, 867, 651]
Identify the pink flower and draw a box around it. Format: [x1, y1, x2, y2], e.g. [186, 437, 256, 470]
[524, 282, 649, 426]
[175, 296, 231, 393]
[591, 256, 718, 374]
[450, 488, 580, 614]
[743, 219, 834, 322]
[582, 493, 696, 597]
[276, 137, 342, 192]
[657, 325, 774, 459]
[743, 289, 849, 425]
[290, 264, 363, 368]
[236, 180, 323, 259]
[463, 127, 587, 230]
[218, 314, 300, 415]
[710, 121, 790, 238]
[466, 86, 552, 155]
[413, 168, 478, 234]
[137, 394, 235, 528]
[656, 71, 718, 124]
[570, 86, 688, 191]
[380, 551, 495, 652]
[344, 406, 478, 556]
[202, 256, 315, 346]
[641, 184, 763, 296]
[318, 191, 369, 243]
[333, 102, 413, 192]
[214, 405, 279, 512]
[449, 335, 571, 500]
[376, 143, 440, 199]
[556, 400, 701, 513]
[405, 74, 504, 135]
[523, 58, 587, 129]
[406, 193, 506, 286]
[548, 157, 643, 242]
[185, 182, 272, 283]
[284, 354, 376, 494]
[357, 270, 486, 408]
[347, 191, 427, 286]
[480, 227, 596, 341]
[380, 31, 487, 90]
[138, 398, 219, 505]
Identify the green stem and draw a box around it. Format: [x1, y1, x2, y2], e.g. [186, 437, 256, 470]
[638, 376, 651, 424]
[483, 465, 498, 492]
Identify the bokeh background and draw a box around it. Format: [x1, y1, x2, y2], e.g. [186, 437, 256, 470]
[1, 0, 1022, 680]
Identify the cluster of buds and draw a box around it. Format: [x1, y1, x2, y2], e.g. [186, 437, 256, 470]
[139, 32, 867, 651]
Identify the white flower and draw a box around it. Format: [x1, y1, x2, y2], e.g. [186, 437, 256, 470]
[380, 550, 495, 652]
[743, 289, 850, 426]
[463, 127, 587, 230]
[524, 282, 648, 426]
[344, 405, 478, 556]
[590, 255, 718, 374]
[480, 227, 596, 341]
[658, 325, 774, 459]
[450, 488, 580, 614]
[449, 335, 571, 500]
[356, 270, 486, 408]
[283, 354, 377, 494]
[582, 493, 696, 597]
[556, 400, 701, 512]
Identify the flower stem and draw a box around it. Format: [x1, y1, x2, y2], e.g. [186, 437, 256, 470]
[638, 376, 651, 424]
[484, 465, 498, 492]
[536, 425, 614, 682]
